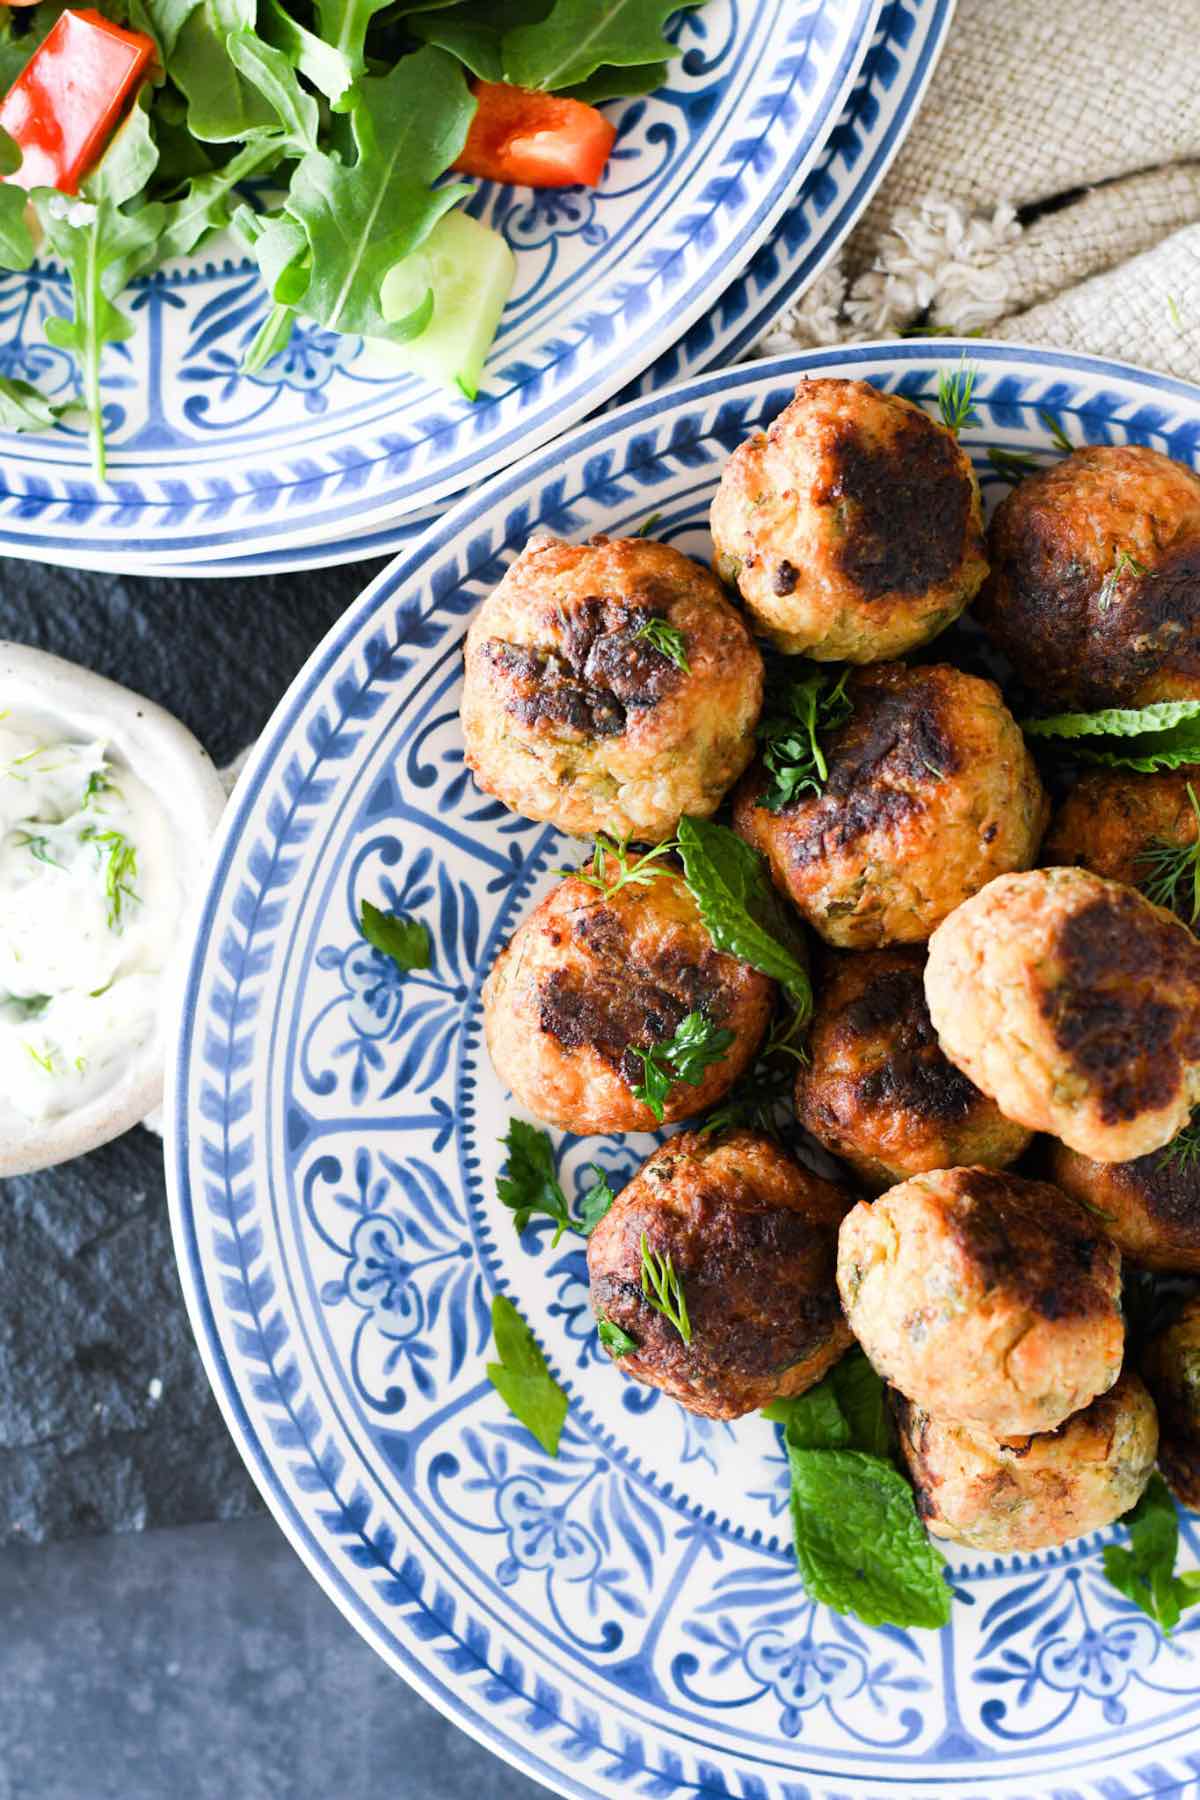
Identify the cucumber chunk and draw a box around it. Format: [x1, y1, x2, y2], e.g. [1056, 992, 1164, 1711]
[376, 209, 515, 401]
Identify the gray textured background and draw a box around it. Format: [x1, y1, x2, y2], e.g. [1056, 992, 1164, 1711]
[0, 559, 548, 1798]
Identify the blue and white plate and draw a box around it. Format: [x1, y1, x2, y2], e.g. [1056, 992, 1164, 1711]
[123, 0, 953, 580]
[168, 343, 1200, 1800]
[0, 0, 883, 570]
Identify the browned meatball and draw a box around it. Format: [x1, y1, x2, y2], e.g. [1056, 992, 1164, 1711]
[926, 867, 1200, 1162]
[895, 1373, 1158, 1552]
[587, 1129, 853, 1419]
[482, 865, 774, 1134]
[461, 533, 762, 841]
[795, 948, 1032, 1190]
[1142, 1299, 1200, 1507]
[1043, 769, 1200, 926]
[978, 443, 1200, 710]
[837, 1167, 1125, 1436]
[1050, 1138, 1200, 1273]
[709, 378, 987, 660]
[733, 662, 1047, 947]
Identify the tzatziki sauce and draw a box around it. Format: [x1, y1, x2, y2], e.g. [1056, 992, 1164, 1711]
[0, 719, 177, 1121]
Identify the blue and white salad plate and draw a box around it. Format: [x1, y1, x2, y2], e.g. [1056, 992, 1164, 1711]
[168, 343, 1200, 1800]
[0, 0, 884, 570]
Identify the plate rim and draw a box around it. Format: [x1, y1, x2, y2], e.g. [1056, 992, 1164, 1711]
[167, 339, 1200, 1800]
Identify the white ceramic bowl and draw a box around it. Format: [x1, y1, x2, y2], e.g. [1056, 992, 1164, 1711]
[0, 642, 226, 1176]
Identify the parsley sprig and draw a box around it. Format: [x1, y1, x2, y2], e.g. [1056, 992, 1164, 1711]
[628, 1010, 735, 1122]
[936, 359, 979, 435]
[597, 1315, 638, 1359]
[639, 1232, 691, 1343]
[1103, 1474, 1200, 1633]
[497, 1119, 616, 1244]
[360, 898, 431, 970]
[1135, 784, 1200, 924]
[756, 666, 852, 812]
[633, 616, 690, 672]
[486, 1294, 569, 1457]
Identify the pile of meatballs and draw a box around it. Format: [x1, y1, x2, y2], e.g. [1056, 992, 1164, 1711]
[464, 375, 1200, 1559]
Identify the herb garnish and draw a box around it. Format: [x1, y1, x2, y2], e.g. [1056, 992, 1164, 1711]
[497, 1118, 616, 1243]
[360, 899, 431, 971]
[1103, 1474, 1200, 1633]
[1134, 784, 1200, 923]
[936, 358, 979, 435]
[765, 1349, 951, 1629]
[701, 1004, 809, 1137]
[559, 833, 677, 898]
[675, 815, 812, 1018]
[987, 446, 1040, 485]
[639, 1232, 691, 1343]
[14, 831, 64, 868]
[1168, 294, 1184, 333]
[1097, 548, 1148, 612]
[1021, 700, 1200, 773]
[486, 1294, 569, 1456]
[81, 826, 139, 930]
[632, 616, 690, 672]
[24, 1041, 54, 1074]
[628, 1009, 735, 1121]
[755, 666, 852, 812]
[1159, 1110, 1200, 1173]
[597, 1315, 638, 1358]
[1038, 408, 1074, 453]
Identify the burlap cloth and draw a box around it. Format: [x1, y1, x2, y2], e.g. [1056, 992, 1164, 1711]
[757, 0, 1200, 381]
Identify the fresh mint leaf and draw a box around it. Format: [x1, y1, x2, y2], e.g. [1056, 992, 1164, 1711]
[676, 815, 811, 1018]
[597, 1314, 637, 1358]
[830, 1349, 891, 1460]
[756, 665, 851, 812]
[283, 48, 474, 340]
[486, 1293, 568, 1455]
[1102, 1475, 1200, 1634]
[628, 1009, 734, 1123]
[503, 0, 699, 91]
[788, 1447, 952, 1629]
[1022, 700, 1200, 773]
[359, 898, 431, 970]
[762, 1383, 851, 1449]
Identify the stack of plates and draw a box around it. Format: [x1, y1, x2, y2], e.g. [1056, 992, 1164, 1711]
[0, 0, 953, 580]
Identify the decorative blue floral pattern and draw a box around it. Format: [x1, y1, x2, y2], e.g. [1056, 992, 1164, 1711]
[169, 344, 1200, 1800]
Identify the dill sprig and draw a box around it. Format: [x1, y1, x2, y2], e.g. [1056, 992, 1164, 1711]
[1168, 294, 1184, 333]
[987, 446, 1040, 485]
[14, 831, 65, 868]
[1038, 409, 1074, 454]
[1160, 1111, 1200, 1173]
[637, 512, 663, 537]
[633, 616, 690, 672]
[936, 359, 980, 435]
[640, 1232, 691, 1344]
[1097, 548, 1149, 612]
[81, 825, 140, 929]
[560, 832, 678, 898]
[1135, 784, 1200, 924]
[701, 1005, 810, 1138]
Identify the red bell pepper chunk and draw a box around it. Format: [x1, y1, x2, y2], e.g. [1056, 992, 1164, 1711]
[0, 9, 155, 195]
[452, 81, 617, 190]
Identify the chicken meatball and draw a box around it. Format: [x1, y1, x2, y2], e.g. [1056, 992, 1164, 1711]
[733, 662, 1047, 948]
[925, 867, 1200, 1162]
[1142, 1299, 1200, 1507]
[587, 1129, 853, 1419]
[837, 1167, 1124, 1436]
[710, 378, 987, 660]
[1043, 769, 1200, 924]
[482, 864, 774, 1134]
[978, 443, 1200, 710]
[461, 533, 762, 841]
[794, 948, 1032, 1191]
[1049, 1138, 1200, 1273]
[895, 1373, 1158, 1552]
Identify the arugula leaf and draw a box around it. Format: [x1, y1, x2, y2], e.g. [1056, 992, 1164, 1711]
[313, 0, 399, 78]
[0, 375, 76, 433]
[158, 140, 286, 263]
[563, 59, 669, 102]
[1102, 1474, 1200, 1633]
[283, 48, 474, 340]
[0, 128, 34, 272]
[640, 1231, 691, 1343]
[675, 815, 811, 1017]
[359, 898, 431, 970]
[628, 1009, 735, 1122]
[242, 302, 295, 374]
[226, 32, 321, 149]
[170, 0, 281, 142]
[756, 665, 851, 812]
[503, 0, 699, 91]
[234, 205, 311, 302]
[132, 0, 202, 58]
[406, 0, 550, 81]
[789, 1448, 952, 1629]
[486, 1293, 568, 1455]
[261, 0, 355, 104]
[597, 1314, 637, 1358]
[1022, 700, 1200, 773]
[496, 1119, 617, 1243]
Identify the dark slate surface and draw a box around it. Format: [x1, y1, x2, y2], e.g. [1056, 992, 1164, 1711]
[0, 1514, 552, 1799]
[0, 555, 385, 1545]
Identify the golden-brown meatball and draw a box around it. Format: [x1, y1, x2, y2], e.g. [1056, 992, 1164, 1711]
[461, 533, 762, 841]
[837, 1167, 1124, 1436]
[733, 662, 1047, 948]
[795, 948, 1032, 1191]
[587, 1129, 853, 1419]
[1043, 769, 1200, 925]
[1142, 1298, 1200, 1507]
[482, 865, 774, 1134]
[978, 443, 1200, 710]
[925, 867, 1200, 1162]
[895, 1373, 1158, 1552]
[709, 378, 987, 660]
[1050, 1138, 1200, 1273]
